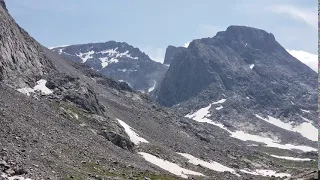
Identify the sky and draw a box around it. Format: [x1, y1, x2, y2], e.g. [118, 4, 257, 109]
[5, 0, 318, 70]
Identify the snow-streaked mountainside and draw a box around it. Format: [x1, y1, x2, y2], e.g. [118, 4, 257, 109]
[50, 41, 168, 93]
[0, 0, 317, 179]
[156, 26, 318, 175]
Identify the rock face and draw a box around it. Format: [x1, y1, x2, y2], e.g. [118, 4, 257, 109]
[46, 74, 106, 115]
[157, 25, 317, 108]
[156, 25, 317, 148]
[0, 4, 55, 88]
[0, 1, 317, 179]
[163, 45, 186, 65]
[50, 42, 168, 93]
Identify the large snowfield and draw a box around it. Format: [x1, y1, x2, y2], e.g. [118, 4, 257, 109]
[185, 100, 317, 152]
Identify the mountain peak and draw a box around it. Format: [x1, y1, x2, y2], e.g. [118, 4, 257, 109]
[163, 45, 186, 65]
[213, 25, 278, 52]
[226, 25, 275, 40]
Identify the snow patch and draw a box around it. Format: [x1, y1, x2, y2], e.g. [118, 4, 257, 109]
[212, 98, 226, 104]
[186, 103, 316, 152]
[255, 114, 317, 141]
[33, 80, 53, 95]
[100, 48, 138, 60]
[301, 109, 311, 113]
[1, 173, 32, 180]
[77, 50, 95, 63]
[215, 106, 223, 110]
[138, 152, 204, 179]
[270, 154, 312, 161]
[17, 79, 53, 96]
[230, 130, 316, 152]
[148, 80, 156, 93]
[117, 118, 148, 145]
[249, 64, 255, 69]
[177, 153, 240, 176]
[240, 169, 290, 177]
[293, 122, 317, 141]
[100, 48, 118, 55]
[100, 57, 119, 68]
[185, 103, 228, 131]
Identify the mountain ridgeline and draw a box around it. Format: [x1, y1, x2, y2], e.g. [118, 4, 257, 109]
[51, 42, 168, 93]
[157, 25, 317, 108]
[0, 0, 318, 179]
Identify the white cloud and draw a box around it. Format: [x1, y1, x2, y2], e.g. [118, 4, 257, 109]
[286, 49, 317, 72]
[271, 5, 317, 29]
[141, 47, 165, 63]
[184, 42, 190, 48]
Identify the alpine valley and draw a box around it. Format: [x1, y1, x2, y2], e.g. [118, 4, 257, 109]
[0, 1, 318, 180]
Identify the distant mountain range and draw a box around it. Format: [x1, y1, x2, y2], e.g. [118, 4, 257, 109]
[50, 42, 168, 93]
[0, 0, 317, 179]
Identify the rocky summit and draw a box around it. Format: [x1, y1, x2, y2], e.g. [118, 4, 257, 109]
[156, 25, 318, 178]
[0, 0, 317, 180]
[163, 45, 186, 66]
[50, 42, 168, 94]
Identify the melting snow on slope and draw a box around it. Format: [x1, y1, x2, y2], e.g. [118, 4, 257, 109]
[249, 64, 255, 69]
[100, 48, 138, 59]
[76, 48, 138, 67]
[138, 152, 204, 179]
[301, 109, 311, 113]
[1, 173, 32, 180]
[17, 79, 53, 96]
[100, 57, 119, 68]
[185, 102, 316, 152]
[215, 106, 223, 110]
[255, 114, 317, 141]
[177, 153, 240, 176]
[148, 80, 156, 93]
[185, 98, 226, 125]
[185, 102, 228, 131]
[212, 98, 226, 104]
[77, 50, 95, 63]
[100, 48, 118, 55]
[116, 118, 148, 145]
[269, 154, 312, 161]
[230, 130, 316, 152]
[240, 169, 290, 178]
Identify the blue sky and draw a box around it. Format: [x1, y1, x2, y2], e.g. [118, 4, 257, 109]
[5, 0, 317, 67]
